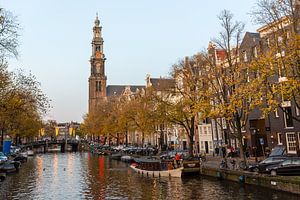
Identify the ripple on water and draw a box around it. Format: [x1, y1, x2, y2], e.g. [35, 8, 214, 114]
[0, 153, 299, 200]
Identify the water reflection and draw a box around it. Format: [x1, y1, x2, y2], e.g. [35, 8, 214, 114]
[0, 153, 299, 200]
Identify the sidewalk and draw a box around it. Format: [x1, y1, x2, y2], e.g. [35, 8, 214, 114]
[199, 155, 300, 195]
[203, 155, 264, 170]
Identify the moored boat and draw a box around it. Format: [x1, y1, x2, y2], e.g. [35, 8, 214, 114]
[110, 153, 123, 160]
[130, 163, 183, 178]
[13, 154, 28, 163]
[47, 146, 61, 152]
[0, 172, 5, 181]
[182, 159, 201, 174]
[121, 155, 134, 163]
[27, 150, 34, 156]
[0, 160, 21, 173]
[130, 157, 183, 178]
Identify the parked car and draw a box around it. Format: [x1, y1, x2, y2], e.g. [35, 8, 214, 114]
[160, 150, 189, 160]
[248, 156, 287, 173]
[269, 145, 286, 157]
[0, 152, 8, 163]
[266, 157, 300, 176]
[10, 146, 21, 154]
[13, 154, 28, 163]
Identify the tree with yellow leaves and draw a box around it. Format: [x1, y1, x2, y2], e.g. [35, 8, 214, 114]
[200, 10, 265, 164]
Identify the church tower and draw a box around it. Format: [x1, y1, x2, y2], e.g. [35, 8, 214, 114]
[88, 14, 107, 113]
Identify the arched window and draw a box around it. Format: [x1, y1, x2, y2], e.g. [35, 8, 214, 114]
[96, 45, 101, 52]
[96, 81, 101, 92]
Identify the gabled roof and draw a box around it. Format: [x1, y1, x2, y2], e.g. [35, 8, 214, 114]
[248, 32, 260, 39]
[240, 32, 261, 50]
[106, 85, 145, 96]
[150, 78, 175, 91]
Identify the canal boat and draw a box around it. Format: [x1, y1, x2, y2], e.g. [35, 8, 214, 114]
[48, 146, 61, 152]
[110, 153, 123, 160]
[13, 154, 28, 163]
[0, 160, 21, 173]
[130, 157, 183, 178]
[121, 155, 134, 163]
[27, 150, 34, 156]
[0, 172, 5, 181]
[182, 159, 201, 174]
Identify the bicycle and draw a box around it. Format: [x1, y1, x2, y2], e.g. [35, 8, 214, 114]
[199, 153, 206, 162]
[238, 159, 249, 170]
[229, 157, 237, 170]
[219, 158, 229, 169]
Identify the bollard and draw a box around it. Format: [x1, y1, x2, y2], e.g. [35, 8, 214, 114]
[239, 175, 245, 183]
[216, 171, 223, 179]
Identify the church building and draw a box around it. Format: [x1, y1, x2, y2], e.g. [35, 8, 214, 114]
[88, 15, 144, 113]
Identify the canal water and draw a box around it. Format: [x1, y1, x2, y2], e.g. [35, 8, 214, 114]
[0, 153, 299, 200]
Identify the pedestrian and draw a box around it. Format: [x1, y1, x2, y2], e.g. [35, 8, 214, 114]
[227, 146, 231, 157]
[215, 147, 219, 156]
[230, 146, 235, 157]
[221, 146, 226, 158]
[175, 153, 181, 167]
[245, 146, 250, 158]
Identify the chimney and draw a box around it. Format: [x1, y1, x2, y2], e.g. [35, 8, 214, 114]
[146, 74, 152, 87]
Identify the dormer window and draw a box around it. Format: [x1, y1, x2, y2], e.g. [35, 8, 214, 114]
[253, 47, 258, 58]
[286, 30, 290, 39]
[243, 51, 248, 62]
[266, 38, 270, 47]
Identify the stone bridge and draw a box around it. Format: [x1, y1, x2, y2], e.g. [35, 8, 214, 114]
[23, 140, 80, 153]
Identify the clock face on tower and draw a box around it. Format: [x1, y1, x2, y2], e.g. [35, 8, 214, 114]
[95, 51, 101, 58]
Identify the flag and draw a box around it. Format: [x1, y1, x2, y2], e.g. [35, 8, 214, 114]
[55, 127, 59, 136]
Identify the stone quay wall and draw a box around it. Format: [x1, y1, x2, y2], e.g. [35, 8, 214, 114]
[200, 166, 300, 195]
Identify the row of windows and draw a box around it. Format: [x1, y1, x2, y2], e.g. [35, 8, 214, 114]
[243, 47, 258, 62]
[274, 106, 300, 128]
[277, 132, 300, 154]
[199, 125, 212, 135]
[243, 29, 291, 63]
[200, 141, 213, 150]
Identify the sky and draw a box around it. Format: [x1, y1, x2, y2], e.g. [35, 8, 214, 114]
[0, 0, 259, 123]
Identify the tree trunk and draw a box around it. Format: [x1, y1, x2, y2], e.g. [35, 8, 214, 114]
[117, 133, 120, 146]
[15, 135, 18, 146]
[0, 129, 3, 151]
[188, 133, 194, 157]
[235, 115, 246, 164]
[142, 132, 145, 147]
[188, 116, 195, 157]
[125, 130, 128, 147]
[159, 125, 164, 151]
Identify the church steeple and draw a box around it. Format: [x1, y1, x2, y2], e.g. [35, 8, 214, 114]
[88, 14, 107, 113]
[95, 13, 100, 26]
[92, 14, 104, 59]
